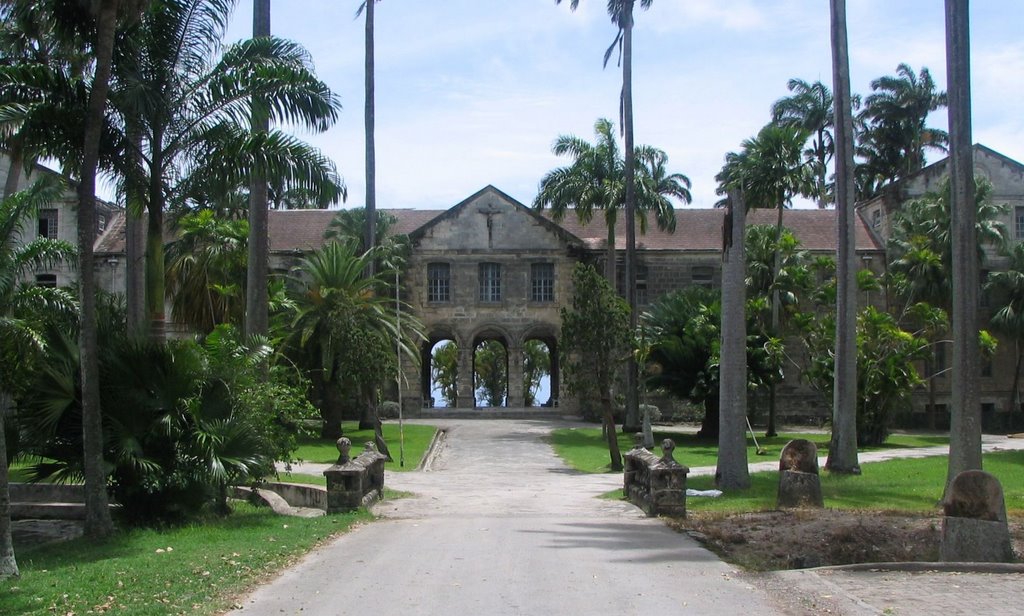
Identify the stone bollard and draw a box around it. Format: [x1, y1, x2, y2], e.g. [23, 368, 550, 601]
[940, 470, 1014, 562]
[623, 433, 647, 498]
[324, 439, 389, 513]
[776, 439, 824, 509]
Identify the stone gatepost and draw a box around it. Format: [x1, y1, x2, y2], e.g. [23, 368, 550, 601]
[323, 438, 388, 514]
[777, 439, 824, 509]
[940, 470, 1014, 562]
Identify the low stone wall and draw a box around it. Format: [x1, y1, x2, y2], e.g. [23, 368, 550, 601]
[257, 482, 328, 510]
[10, 483, 84, 503]
[623, 438, 689, 517]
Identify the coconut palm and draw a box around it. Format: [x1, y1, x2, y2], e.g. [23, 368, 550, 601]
[112, 0, 343, 340]
[533, 118, 688, 286]
[356, 1, 380, 274]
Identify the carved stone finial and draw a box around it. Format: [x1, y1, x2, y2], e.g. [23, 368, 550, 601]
[631, 433, 646, 450]
[336, 437, 352, 464]
[364, 441, 378, 454]
[659, 438, 680, 467]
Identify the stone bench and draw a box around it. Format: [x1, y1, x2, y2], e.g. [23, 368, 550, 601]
[623, 437, 689, 517]
[323, 438, 389, 513]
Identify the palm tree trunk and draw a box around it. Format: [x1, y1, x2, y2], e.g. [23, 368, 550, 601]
[3, 137, 24, 201]
[927, 355, 938, 430]
[1009, 341, 1023, 421]
[125, 123, 146, 336]
[78, 0, 120, 540]
[245, 0, 271, 339]
[363, 0, 377, 273]
[0, 393, 18, 580]
[621, 0, 640, 433]
[601, 394, 623, 471]
[767, 205, 783, 437]
[945, 0, 981, 492]
[716, 190, 750, 489]
[825, 0, 861, 475]
[604, 218, 617, 284]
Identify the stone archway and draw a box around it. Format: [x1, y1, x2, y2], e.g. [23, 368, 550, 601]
[522, 327, 559, 408]
[471, 326, 513, 409]
[420, 329, 461, 408]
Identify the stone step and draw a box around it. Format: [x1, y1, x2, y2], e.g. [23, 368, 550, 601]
[415, 407, 567, 420]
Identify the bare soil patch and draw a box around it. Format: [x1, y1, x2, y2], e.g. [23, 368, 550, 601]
[669, 509, 1024, 571]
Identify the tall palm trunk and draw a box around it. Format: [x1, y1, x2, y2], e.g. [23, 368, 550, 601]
[717, 191, 750, 489]
[3, 137, 24, 201]
[245, 0, 271, 339]
[363, 0, 376, 270]
[145, 161, 165, 341]
[766, 205, 784, 437]
[604, 217, 616, 284]
[125, 123, 146, 336]
[1009, 341, 1023, 425]
[826, 0, 861, 474]
[621, 0, 640, 432]
[78, 0, 120, 540]
[945, 0, 981, 491]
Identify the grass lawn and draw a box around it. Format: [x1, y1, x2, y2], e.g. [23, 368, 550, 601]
[550, 426, 948, 473]
[680, 450, 1024, 515]
[1, 504, 370, 616]
[290, 422, 437, 472]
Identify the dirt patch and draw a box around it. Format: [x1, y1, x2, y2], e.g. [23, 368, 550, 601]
[668, 509, 1024, 571]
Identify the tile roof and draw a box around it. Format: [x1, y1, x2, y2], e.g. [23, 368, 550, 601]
[94, 206, 882, 255]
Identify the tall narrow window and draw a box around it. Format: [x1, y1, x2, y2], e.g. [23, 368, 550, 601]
[531, 263, 554, 302]
[38, 209, 58, 240]
[636, 264, 648, 305]
[1016, 207, 1024, 239]
[479, 262, 501, 302]
[692, 266, 714, 288]
[35, 274, 57, 288]
[427, 262, 450, 302]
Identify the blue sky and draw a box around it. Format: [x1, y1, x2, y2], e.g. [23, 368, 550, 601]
[223, 0, 1023, 211]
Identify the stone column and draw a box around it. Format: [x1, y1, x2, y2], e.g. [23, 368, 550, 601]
[506, 343, 525, 408]
[456, 344, 475, 408]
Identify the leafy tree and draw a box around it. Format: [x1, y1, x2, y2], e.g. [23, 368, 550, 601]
[856, 63, 948, 198]
[560, 263, 631, 471]
[533, 118, 688, 285]
[474, 340, 507, 407]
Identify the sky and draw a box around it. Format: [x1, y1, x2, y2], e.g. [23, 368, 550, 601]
[220, 0, 1024, 211]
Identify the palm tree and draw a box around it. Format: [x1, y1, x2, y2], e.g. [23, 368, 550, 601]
[533, 118, 688, 285]
[945, 0, 979, 491]
[0, 177, 77, 579]
[288, 240, 422, 438]
[771, 79, 836, 208]
[857, 63, 948, 197]
[828, 0, 861, 475]
[718, 122, 813, 436]
[556, 0, 654, 433]
[112, 0, 342, 340]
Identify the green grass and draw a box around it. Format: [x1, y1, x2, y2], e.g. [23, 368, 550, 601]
[681, 450, 1024, 515]
[1, 503, 370, 616]
[550, 427, 948, 473]
[291, 422, 437, 472]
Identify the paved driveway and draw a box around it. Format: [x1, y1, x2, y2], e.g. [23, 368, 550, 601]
[230, 419, 791, 615]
